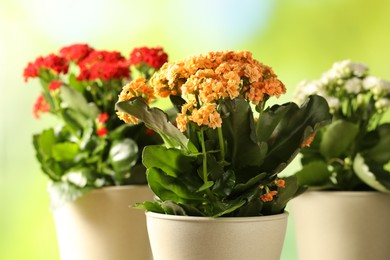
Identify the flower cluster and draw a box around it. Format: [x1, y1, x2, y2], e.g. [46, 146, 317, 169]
[118, 50, 286, 132]
[294, 60, 390, 117]
[116, 50, 331, 217]
[130, 47, 168, 69]
[293, 60, 390, 192]
[24, 44, 168, 208]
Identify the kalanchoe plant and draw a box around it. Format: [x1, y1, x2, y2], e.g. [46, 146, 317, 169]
[24, 44, 168, 209]
[116, 50, 331, 217]
[293, 60, 390, 192]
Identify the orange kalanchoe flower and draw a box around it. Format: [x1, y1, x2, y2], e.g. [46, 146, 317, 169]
[146, 50, 286, 131]
[275, 179, 286, 188]
[301, 133, 317, 148]
[117, 77, 155, 124]
[260, 190, 278, 202]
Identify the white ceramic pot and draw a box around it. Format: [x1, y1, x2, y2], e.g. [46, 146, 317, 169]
[53, 185, 154, 260]
[292, 191, 390, 260]
[146, 211, 289, 260]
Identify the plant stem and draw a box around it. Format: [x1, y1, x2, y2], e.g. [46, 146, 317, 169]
[198, 128, 208, 184]
[217, 127, 225, 163]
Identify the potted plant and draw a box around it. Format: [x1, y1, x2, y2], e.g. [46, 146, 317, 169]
[116, 50, 331, 260]
[292, 60, 390, 260]
[24, 44, 168, 260]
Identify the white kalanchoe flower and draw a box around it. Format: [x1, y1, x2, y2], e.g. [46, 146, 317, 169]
[362, 75, 381, 90]
[293, 80, 324, 105]
[344, 78, 362, 94]
[348, 62, 369, 77]
[328, 60, 353, 79]
[324, 96, 341, 112]
[372, 79, 390, 97]
[375, 97, 390, 113]
[362, 76, 390, 97]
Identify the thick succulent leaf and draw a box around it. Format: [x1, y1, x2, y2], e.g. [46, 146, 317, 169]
[143, 145, 202, 191]
[133, 201, 165, 214]
[61, 108, 86, 132]
[52, 142, 79, 161]
[361, 123, 390, 164]
[295, 160, 332, 187]
[221, 98, 265, 169]
[108, 138, 139, 176]
[61, 168, 91, 187]
[143, 145, 194, 177]
[160, 201, 187, 215]
[320, 119, 359, 159]
[196, 153, 225, 181]
[147, 167, 204, 202]
[116, 98, 189, 150]
[270, 175, 303, 213]
[232, 172, 267, 194]
[60, 85, 100, 119]
[34, 128, 56, 158]
[212, 199, 247, 217]
[257, 95, 331, 174]
[353, 154, 390, 192]
[212, 170, 235, 197]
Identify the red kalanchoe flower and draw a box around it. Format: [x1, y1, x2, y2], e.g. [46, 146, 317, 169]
[98, 113, 109, 124]
[129, 47, 168, 69]
[96, 127, 108, 137]
[33, 95, 50, 119]
[41, 54, 69, 75]
[24, 54, 68, 82]
[48, 80, 62, 91]
[23, 57, 44, 82]
[77, 50, 130, 81]
[59, 43, 94, 63]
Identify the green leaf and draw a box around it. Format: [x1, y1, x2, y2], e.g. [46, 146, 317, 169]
[221, 99, 264, 170]
[147, 167, 204, 202]
[295, 160, 332, 187]
[52, 142, 79, 161]
[61, 168, 90, 187]
[213, 170, 235, 197]
[34, 128, 56, 158]
[161, 201, 187, 215]
[258, 95, 331, 174]
[60, 85, 100, 119]
[197, 181, 214, 192]
[353, 153, 390, 192]
[232, 172, 267, 194]
[61, 108, 86, 133]
[213, 199, 247, 217]
[133, 201, 165, 214]
[108, 138, 139, 178]
[320, 119, 359, 159]
[116, 98, 189, 150]
[274, 175, 306, 212]
[68, 73, 85, 92]
[143, 145, 196, 178]
[361, 124, 390, 164]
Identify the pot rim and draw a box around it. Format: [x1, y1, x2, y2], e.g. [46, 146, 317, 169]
[86, 184, 150, 194]
[146, 211, 288, 223]
[302, 190, 390, 197]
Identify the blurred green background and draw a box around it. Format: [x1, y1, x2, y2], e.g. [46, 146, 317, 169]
[1, 0, 390, 259]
